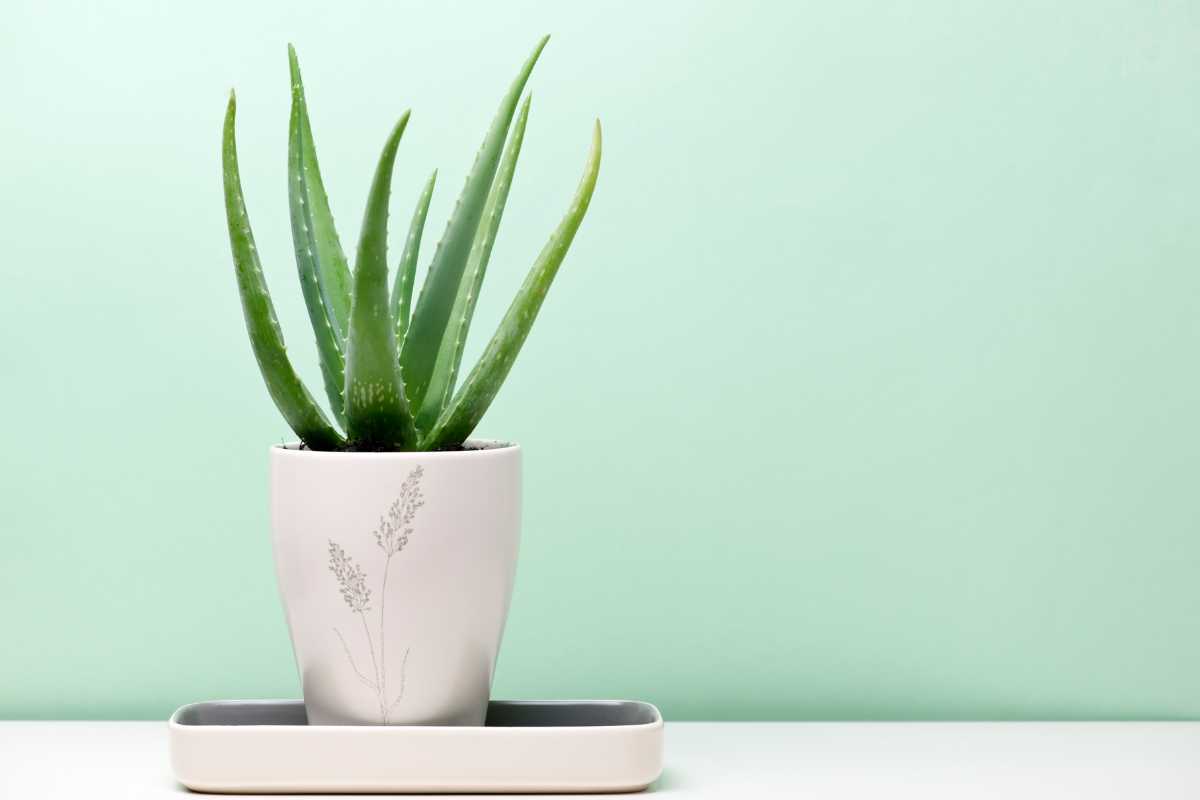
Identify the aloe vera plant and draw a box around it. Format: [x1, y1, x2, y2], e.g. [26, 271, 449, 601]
[222, 36, 601, 451]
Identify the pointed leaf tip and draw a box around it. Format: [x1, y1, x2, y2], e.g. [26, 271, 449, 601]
[288, 45, 301, 87]
[392, 168, 439, 342]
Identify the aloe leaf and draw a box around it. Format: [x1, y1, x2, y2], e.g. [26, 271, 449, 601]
[400, 35, 549, 417]
[288, 46, 349, 426]
[422, 121, 601, 449]
[288, 45, 352, 340]
[414, 94, 532, 432]
[390, 169, 437, 343]
[344, 113, 419, 450]
[222, 92, 344, 451]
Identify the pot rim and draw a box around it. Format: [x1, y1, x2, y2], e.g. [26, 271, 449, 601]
[270, 438, 519, 460]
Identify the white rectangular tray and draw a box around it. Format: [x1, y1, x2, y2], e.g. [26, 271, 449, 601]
[169, 699, 663, 794]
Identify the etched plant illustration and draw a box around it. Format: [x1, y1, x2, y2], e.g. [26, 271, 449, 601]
[328, 466, 425, 722]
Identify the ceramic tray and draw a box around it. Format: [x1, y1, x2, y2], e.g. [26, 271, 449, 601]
[169, 699, 663, 794]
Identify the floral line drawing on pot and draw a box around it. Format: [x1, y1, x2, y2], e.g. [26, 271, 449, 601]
[326, 466, 425, 723]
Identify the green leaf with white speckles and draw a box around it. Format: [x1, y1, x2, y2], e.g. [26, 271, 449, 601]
[344, 113, 419, 450]
[223, 92, 344, 451]
[391, 169, 437, 344]
[413, 94, 531, 434]
[288, 45, 349, 427]
[400, 36, 548, 422]
[422, 120, 601, 449]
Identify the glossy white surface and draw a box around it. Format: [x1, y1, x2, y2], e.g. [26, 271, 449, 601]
[270, 443, 521, 725]
[3, 721, 1200, 798]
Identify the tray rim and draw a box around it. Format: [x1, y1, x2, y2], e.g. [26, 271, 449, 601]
[169, 697, 664, 731]
[168, 698, 664, 794]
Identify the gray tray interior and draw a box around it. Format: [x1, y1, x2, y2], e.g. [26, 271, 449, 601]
[174, 700, 659, 728]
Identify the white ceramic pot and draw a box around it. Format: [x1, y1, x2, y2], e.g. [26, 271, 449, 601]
[270, 441, 521, 726]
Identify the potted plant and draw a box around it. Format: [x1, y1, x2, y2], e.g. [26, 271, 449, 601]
[221, 36, 600, 725]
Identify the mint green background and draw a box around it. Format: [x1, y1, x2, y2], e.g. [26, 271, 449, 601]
[2, 0, 1199, 720]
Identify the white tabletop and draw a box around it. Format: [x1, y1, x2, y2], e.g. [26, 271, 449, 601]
[2, 720, 1198, 798]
